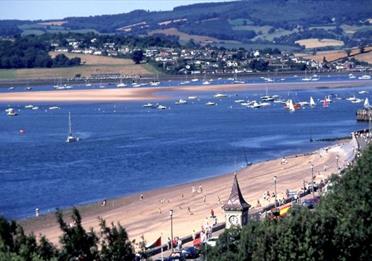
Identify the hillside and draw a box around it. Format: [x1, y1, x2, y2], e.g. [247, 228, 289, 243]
[0, 0, 371, 50]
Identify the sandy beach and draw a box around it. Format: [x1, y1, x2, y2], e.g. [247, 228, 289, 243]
[1, 80, 370, 103]
[20, 137, 356, 248]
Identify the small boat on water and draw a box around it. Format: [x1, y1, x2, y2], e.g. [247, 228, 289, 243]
[175, 99, 187, 105]
[24, 105, 34, 109]
[351, 98, 363, 104]
[66, 112, 79, 143]
[249, 101, 261, 109]
[261, 95, 275, 102]
[364, 98, 371, 109]
[358, 75, 371, 80]
[273, 99, 286, 104]
[143, 103, 155, 108]
[346, 96, 357, 102]
[8, 87, 15, 90]
[349, 73, 356, 79]
[202, 80, 211, 85]
[233, 80, 245, 84]
[188, 96, 198, 100]
[322, 97, 329, 108]
[6, 108, 17, 116]
[49, 106, 61, 110]
[298, 101, 310, 106]
[286, 99, 296, 112]
[310, 96, 316, 107]
[149, 80, 160, 86]
[259, 102, 271, 107]
[358, 90, 368, 94]
[157, 105, 167, 110]
[234, 99, 245, 103]
[206, 101, 217, 106]
[191, 78, 199, 82]
[214, 93, 227, 98]
[116, 80, 127, 88]
[25, 87, 32, 91]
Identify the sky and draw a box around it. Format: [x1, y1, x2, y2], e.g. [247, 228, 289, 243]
[0, 0, 230, 20]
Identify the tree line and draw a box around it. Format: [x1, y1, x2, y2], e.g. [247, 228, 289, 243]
[0, 208, 135, 260]
[0, 35, 81, 69]
[206, 145, 372, 260]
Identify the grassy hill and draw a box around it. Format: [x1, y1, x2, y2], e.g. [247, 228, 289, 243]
[0, 53, 152, 80]
[1, 0, 371, 50]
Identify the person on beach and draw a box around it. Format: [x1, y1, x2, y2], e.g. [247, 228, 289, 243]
[101, 199, 107, 206]
[140, 194, 144, 200]
[203, 195, 207, 203]
[210, 209, 214, 218]
[192, 185, 196, 194]
[35, 208, 39, 217]
[187, 206, 192, 215]
[177, 238, 182, 250]
[198, 185, 203, 193]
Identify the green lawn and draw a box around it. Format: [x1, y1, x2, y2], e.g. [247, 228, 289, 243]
[0, 70, 16, 80]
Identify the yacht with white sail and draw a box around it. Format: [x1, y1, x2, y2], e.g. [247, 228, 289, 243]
[66, 112, 80, 143]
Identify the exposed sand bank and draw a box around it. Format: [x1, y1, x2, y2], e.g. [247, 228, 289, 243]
[1, 80, 370, 103]
[20, 139, 356, 248]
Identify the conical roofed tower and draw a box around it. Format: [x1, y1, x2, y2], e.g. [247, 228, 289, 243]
[223, 174, 251, 228]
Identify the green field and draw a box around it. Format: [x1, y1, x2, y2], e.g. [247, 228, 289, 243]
[215, 42, 301, 51]
[228, 18, 254, 26]
[0, 70, 16, 80]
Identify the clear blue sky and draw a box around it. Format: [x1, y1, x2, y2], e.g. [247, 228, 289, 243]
[0, 0, 230, 20]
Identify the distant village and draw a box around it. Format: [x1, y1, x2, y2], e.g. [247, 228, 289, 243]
[55, 36, 371, 78]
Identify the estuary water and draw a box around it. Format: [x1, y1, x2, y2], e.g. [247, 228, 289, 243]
[0, 80, 371, 219]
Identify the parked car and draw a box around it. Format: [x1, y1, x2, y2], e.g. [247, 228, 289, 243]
[167, 251, 186, 261]
[302, 196, 320, 209]
[181, 246, 200, 259]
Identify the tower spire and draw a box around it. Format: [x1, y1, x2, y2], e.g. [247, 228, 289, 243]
[223, 174, 251, 211]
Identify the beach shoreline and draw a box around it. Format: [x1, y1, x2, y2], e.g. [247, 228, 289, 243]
[20, 137, 356, 247]
[1, 80, 371, 103]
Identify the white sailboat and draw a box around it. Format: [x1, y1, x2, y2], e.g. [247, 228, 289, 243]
[66, 112, 80, 143]
[364, 98, 371, 109]
[287, 99, 295, 112]
[310, 96, 316, 107]
[116, 79, 127, 88]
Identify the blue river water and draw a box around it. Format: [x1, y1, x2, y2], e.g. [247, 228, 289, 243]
[0, 76, 371, 219]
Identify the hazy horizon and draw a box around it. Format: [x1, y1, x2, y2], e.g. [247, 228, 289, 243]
[0, 0, 230, 21]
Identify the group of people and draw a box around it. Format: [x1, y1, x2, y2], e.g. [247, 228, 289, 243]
[191, 184, 203, 194]
[167, 236, 183, 251]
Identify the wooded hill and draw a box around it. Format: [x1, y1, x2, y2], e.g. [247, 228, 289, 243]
[1, 0, 371, 49]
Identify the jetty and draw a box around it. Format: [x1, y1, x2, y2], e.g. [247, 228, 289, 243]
[356, 108, 372, 121]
